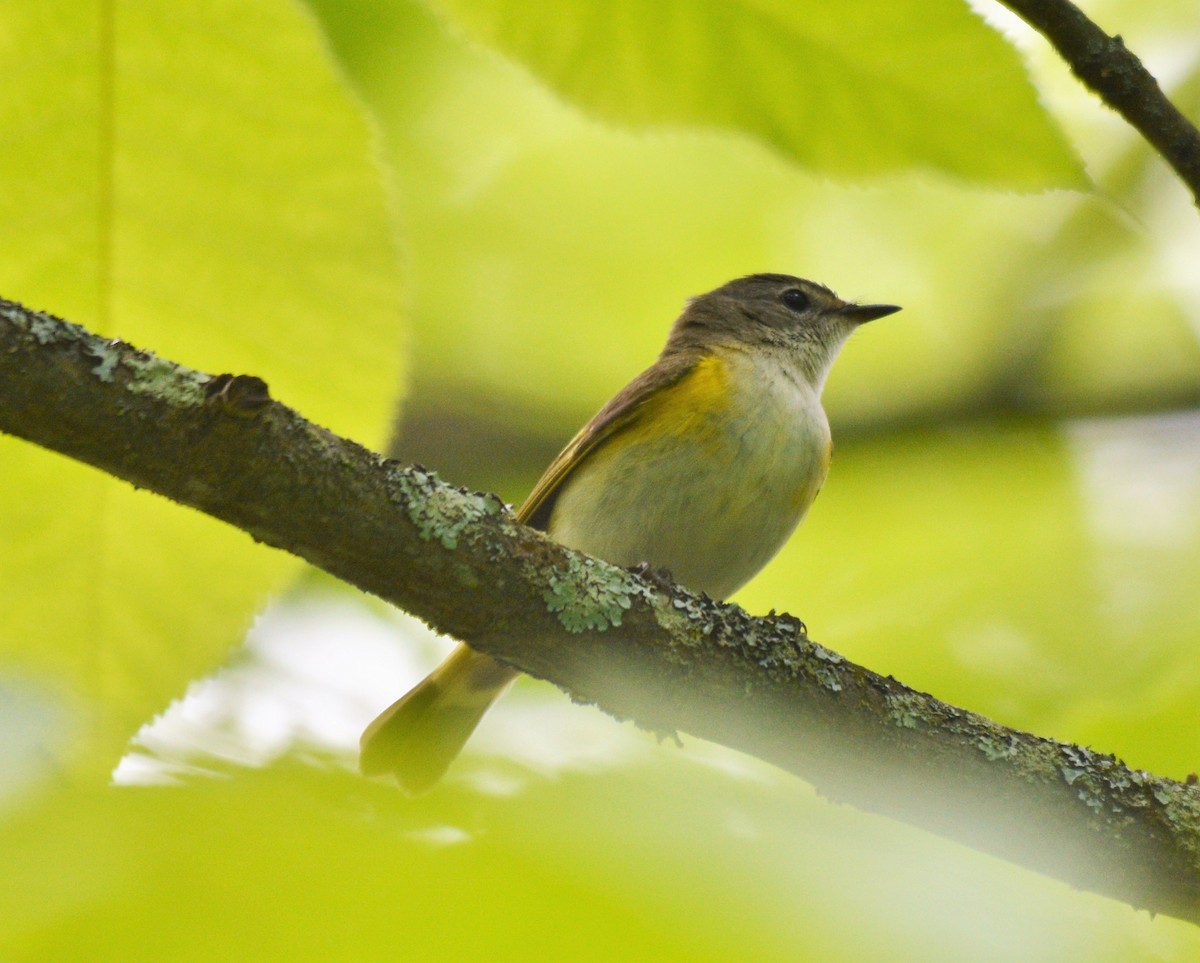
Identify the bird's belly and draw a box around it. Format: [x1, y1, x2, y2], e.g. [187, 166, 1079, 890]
[548, 384, 830, 600]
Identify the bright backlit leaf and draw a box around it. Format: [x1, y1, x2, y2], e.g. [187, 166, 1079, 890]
[0, 1, 404, 769]
[427, 0, 1086, 189]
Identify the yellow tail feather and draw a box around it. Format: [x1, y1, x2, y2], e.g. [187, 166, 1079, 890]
[360, 645, 517, 795]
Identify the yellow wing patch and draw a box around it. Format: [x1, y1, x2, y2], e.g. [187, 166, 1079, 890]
[616, 354, 730, 446]
[517, 352, 729, 530]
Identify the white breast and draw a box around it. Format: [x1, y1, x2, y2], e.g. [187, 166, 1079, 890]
[549, 349, 830, 600]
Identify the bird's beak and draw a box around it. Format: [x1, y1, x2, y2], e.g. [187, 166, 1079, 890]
[839, 302, 901, 324]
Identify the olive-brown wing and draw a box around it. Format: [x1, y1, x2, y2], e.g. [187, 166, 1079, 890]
[517, 351, 698, 532]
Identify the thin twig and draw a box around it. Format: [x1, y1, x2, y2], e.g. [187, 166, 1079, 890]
[999, 0, 1200, 208]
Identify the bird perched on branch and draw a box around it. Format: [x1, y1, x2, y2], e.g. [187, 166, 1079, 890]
[361, 273, 899, 794]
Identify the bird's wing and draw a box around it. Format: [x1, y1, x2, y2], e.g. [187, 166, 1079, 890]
[517, 351, 699, 532]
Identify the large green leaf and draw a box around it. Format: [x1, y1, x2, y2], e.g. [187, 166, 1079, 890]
[0, 1, 404, 770]
[426, 0, 1086, 189]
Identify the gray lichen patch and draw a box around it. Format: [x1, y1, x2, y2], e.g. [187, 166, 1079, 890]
[2, 298, 208, 400]
[653, 592, 831, 689]
[124, 353, 209, 405]
[1001, 736, 1200, 834]
[387, 463, 506, 550]
[2, 300, 91, 348]
[542, 554, 652, 633]
[976, 732, 1021, 761]
[85, 341, 121, 382]
[31, 313, 78, 345]
[885, 691, 928, 730]
[807, 643, 845, 692]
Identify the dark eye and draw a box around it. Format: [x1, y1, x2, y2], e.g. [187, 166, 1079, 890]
[780, 288, 810, 312]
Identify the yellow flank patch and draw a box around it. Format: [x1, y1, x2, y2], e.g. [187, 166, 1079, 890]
[624, 354, 730, 445]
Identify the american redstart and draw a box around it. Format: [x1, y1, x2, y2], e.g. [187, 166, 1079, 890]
[362, 274, 899, 793]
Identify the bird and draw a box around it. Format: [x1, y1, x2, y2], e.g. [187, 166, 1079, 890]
[361, 273, 899, 793]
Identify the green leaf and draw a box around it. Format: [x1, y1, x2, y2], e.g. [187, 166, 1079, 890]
[426, 0, 1086, 189]
[0, 0, 404, 770]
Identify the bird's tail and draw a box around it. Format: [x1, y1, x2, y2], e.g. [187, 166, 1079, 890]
[360, 645, 517, 795]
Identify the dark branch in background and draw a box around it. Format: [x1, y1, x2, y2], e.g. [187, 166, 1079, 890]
[999, 0, 1200, 208]
[3, 297, 1200, 925]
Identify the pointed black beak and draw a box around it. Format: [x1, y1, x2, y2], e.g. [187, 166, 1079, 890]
[839, 302, 901, 324]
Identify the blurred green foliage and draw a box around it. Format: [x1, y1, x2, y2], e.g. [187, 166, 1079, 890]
[0, 0, 404, 772]
[3, 759, 1194, 962]
[2, 0, 1200, 958]
[426, 0, 1086, 187]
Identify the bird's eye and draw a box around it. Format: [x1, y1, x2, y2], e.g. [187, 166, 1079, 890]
[780, 288, 810, 312]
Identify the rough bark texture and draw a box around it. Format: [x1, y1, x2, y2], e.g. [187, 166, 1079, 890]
[2, 296, 1199, 924]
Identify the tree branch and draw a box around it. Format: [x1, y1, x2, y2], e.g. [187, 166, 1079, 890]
[2, 296, 1199, 924]
[998, 0, 1200, 208]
